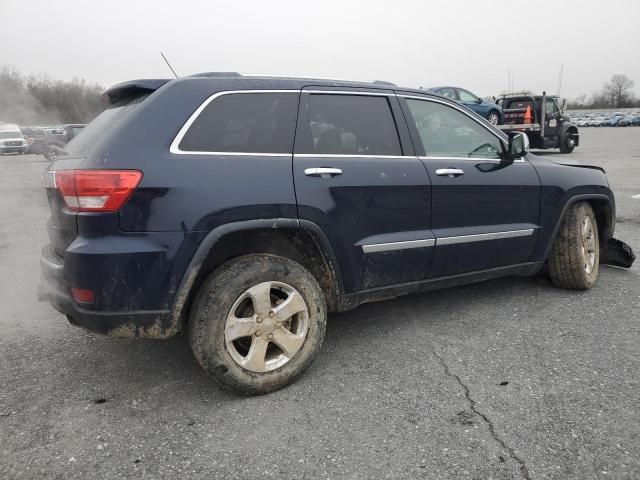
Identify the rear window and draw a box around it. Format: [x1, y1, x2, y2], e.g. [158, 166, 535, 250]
[178, 92, 298, 154]
[62, 94, 149, 156]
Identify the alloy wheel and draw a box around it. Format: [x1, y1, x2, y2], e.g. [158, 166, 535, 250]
[224, 281, 309, 373]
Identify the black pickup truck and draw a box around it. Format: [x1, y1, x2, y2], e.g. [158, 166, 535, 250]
[496, 92, 579, 153]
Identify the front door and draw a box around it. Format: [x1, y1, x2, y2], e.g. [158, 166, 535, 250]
[399, 94, 541, 277]
[293, 89, 433, 292]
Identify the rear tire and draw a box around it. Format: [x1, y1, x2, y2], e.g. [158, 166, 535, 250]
[188, 254, 327, 395]
[548, 202, 599, 289]
[487, 110, 500, 125]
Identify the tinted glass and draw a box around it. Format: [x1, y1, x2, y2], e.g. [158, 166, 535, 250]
[406, 99, 503, 159]
[64, 93, 149, 156]
[458, 89, 479, 102]
[179, 93, 298, 153]
[297, 94, 402, 156]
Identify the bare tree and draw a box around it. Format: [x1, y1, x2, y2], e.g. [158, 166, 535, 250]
[603, 74, 635, 108]
[0, 65, 105, 124]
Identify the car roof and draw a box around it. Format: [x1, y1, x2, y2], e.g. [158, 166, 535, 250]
[103, 73, 452, 106]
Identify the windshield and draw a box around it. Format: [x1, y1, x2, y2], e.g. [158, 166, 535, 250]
[0, 131, 22, 139]
[62, 94, 149, 156]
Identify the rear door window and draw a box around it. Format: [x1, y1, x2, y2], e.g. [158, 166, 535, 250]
[296, 94, 402, 156]
[178, 92, 298, 154]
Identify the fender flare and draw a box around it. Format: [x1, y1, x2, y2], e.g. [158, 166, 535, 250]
[167, 218, 344, 331]
[542, 193, 614, 259]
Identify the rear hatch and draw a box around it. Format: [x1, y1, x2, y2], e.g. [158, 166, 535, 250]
[43, 79, 168, 258]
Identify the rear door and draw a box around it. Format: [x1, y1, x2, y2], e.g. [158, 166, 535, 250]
[293, 88, 433, 292]
[399, 94, 541, 277]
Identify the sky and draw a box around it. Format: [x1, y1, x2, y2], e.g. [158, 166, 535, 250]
[1, 0, 639, 99]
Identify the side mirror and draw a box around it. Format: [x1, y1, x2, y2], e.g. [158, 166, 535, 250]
[476, 98, 483, 104]
[507, 132, 529, 160]
[561, 99, 567, 112]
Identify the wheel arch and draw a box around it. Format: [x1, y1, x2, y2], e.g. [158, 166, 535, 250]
[169, 219, 344, 333]
[543, 194, 614, 260]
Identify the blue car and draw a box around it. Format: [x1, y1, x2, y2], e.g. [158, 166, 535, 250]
[428, 86, 504, 125]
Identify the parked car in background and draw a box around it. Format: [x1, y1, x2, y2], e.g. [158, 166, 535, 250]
[632, 116, 640, 126]
[39, 74, 635, 395]
[618, 115, 636, 127]
[608, 116, 623, 127]
[576, 118, 589, 127]
[0, 124, 28, 155]
[19, 126, 47, 154]
[427, 86, 504, 125]
[40, 124, 86, 160]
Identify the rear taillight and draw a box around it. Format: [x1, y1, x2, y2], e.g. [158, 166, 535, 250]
[54, 170, 143, 212]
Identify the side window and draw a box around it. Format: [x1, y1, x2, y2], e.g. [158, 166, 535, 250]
[438, 88, 457, 99]
[178, 92, 298, 153]
[545, 99, 559, 116]
[458, 89, 479, 103]
[297, 94, 402, 156]
[405, 99, 504, 159]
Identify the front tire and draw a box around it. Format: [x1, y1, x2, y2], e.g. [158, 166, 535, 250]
[548, 202, 599, 289]
[559, 132, 576, 153]
[188, 254, 327, 395]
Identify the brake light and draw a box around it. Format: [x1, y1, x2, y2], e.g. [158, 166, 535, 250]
[70, 287, 95, 304]
[55, 170, 143, 212]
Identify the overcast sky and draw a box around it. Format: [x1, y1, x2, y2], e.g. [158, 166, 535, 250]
[1, 0, 639, 98]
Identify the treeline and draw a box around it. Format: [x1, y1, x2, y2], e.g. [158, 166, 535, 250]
[568, 74, 639, 109]
[0, 65, 105, 125]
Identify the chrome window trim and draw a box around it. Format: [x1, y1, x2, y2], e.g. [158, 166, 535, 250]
[169, 89, 299, 156]
[437, 228, 534, 246]
[295, 153, 411, 159]
[362, 239, 435, 253]
[304, 90, 393, 97]
[399, 94, 510, 142]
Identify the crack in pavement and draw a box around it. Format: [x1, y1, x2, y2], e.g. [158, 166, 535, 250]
[432, 346, 531, 480]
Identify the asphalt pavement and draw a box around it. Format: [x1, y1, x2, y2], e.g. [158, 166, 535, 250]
[0, 128, 639, 479]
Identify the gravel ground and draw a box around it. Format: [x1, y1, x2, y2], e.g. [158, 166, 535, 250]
[0, 127, 639, 479]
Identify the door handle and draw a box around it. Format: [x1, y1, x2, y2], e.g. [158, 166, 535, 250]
[304, 167, 343, 177]
[436, 168, 464, 177]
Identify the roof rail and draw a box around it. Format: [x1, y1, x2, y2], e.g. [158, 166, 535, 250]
[188, 72, 242, 78]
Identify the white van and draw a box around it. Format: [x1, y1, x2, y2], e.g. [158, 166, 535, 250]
[0, 124, 28, 155]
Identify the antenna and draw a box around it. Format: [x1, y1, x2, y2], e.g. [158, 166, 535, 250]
[557, 62, 564, 97]
[161, 52, 179, 79]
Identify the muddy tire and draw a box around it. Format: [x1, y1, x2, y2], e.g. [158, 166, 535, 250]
[548, 202, 599, 289]
[188, 254, 326, 395]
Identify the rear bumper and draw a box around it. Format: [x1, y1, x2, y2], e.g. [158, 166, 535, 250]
[38, 241, 183, 338]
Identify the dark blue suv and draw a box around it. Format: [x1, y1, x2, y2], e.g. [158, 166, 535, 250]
[39, 74, 634, 394]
